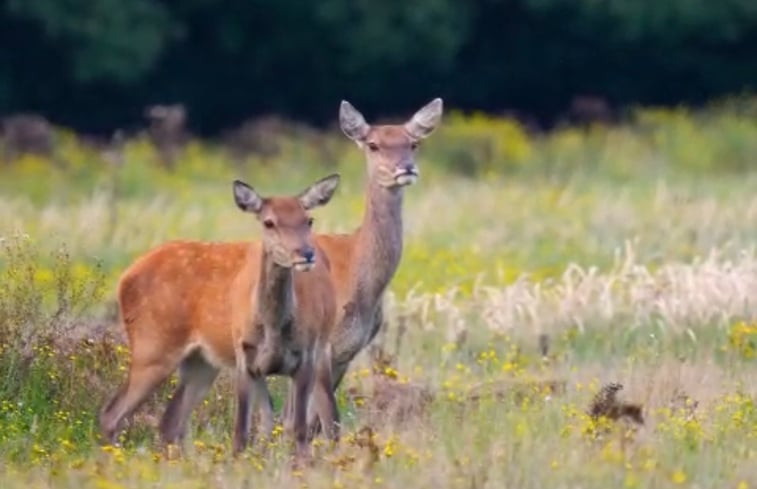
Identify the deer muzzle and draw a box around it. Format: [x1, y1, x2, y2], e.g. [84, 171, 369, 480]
[292, 246, 316, 271]
[393, 163, 419, 186]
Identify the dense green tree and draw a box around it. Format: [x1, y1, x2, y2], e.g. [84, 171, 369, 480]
[6, 0, 177, 83]
[0, 0, 754, 132]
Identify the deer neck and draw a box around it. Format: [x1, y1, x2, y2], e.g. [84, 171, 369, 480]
[255, 249, 294, 330]
[350, 179, 405, 315]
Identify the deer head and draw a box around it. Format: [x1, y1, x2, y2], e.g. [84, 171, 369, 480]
[339, 99, 443, 188]
[233, 174, 340, 271]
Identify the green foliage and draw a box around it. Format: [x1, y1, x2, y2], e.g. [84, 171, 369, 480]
[0, 235, 110, 459]
[524, 0, 757, 41]
[6, 0, 177, 83]
[1, 0, 755, 130]
[317, 0, 469, 72]
[0, 234, 106, 372]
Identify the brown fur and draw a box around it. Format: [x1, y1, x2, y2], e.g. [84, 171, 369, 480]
[98, 100, 443, 446]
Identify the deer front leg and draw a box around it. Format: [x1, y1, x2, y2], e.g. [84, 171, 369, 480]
[304, 360, 348, 437]
[235, 339, 275, 447]
[282, 383, 296, 435]
[250, 378, 275, 441]
[233, 365, 255, 455]
[292, 356, 315, 459]
[313, 346, 340, 443]
[282, 379, 321, 440]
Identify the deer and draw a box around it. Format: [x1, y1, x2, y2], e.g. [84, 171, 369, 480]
[229, 174, 341, 456]
[98, 98, 443, 446]
[99, 175, 340, 453]
[277, 98, 444, 433]
[144, 104, 188, 168]
[1, 113, 55, 163]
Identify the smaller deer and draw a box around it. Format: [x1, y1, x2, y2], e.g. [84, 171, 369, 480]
[230, 174, 341, 456]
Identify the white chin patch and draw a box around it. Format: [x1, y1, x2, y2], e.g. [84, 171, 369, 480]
[394, 173, 418, 186]
[293, 262, 315, 272]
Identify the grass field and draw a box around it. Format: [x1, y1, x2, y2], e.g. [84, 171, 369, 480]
[1, 100, 756, 488]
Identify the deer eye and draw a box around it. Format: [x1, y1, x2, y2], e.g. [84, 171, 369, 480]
[410, 141, 420, 150]
[263, 219, 275, 229]
[367, 142, 379, 152]
[307, 217, 314, 228]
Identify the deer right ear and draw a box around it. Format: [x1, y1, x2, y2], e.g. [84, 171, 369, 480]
[298, 173, 340, 210]
[233, 180, 263, 213]
[339, 100, 370, 142]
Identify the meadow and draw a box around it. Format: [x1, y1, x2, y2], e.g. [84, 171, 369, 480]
[0, 99, 756, 488]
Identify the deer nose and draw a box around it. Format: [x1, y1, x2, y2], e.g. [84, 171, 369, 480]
[299, 247, 315, 263]
[397, 162, 418, 175]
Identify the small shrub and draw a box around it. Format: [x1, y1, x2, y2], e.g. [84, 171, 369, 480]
[0, 234, 106, 356]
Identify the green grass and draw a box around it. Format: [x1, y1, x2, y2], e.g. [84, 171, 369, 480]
[0, 101, 756, 488]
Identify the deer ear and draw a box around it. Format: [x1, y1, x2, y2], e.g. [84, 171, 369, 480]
[339, 101, 370, 142]
[404, 98, 443, 139]
[233, 180, 263, 213]
[298, 174, 340, 210]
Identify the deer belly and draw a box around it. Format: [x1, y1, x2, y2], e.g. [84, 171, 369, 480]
[191, 332, 236, 369]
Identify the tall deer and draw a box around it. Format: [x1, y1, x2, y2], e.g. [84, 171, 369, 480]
[230, 175, 341, 456]
[99, 175, 340, 450]
[279, 98, 444, 431]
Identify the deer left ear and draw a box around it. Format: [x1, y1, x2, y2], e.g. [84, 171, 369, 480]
[405, 98, 443, 139]
[233, 180, 264, 213]
[298, 174, 340, 210]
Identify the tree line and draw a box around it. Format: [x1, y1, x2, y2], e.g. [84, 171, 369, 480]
[1, 0, 755, 134]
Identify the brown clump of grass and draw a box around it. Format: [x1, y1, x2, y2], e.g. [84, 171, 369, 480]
[347, 346, 434, 428]
[667, 387, 700, 422]
[350, 426, 380, 469]
[369, 377, 434, 425]
[588, 382, 644, 425]
[327, 425, 381, 473]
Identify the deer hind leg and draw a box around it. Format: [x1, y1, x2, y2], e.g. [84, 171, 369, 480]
[159, 350, 219, 446]
[99, 359, 176, 445]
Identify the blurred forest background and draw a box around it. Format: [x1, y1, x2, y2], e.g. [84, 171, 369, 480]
[1, 0, 756, 133]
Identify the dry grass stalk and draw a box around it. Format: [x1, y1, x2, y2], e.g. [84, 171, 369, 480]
[466, 378, 567, 404]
